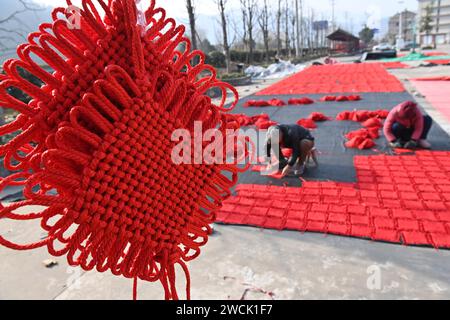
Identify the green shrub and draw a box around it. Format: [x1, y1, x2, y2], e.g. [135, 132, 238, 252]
[206, 51, 226, 68]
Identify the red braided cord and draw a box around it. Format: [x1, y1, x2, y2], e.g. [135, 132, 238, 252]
[133, 276, 138, 300]
[0, 0, 247, 300]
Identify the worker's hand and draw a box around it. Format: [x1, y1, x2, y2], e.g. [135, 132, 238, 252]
[265, 163, 278, 175]
[281, 165, 293, 178]
[404, 140, 418, 149]
[389, 140, 403, 149]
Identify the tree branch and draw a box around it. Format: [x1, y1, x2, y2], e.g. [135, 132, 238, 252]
[0, 0, 45, 25]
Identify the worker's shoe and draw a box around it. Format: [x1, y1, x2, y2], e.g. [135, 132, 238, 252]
[419, 139, 432, 149]
[389, 140, 403, 149]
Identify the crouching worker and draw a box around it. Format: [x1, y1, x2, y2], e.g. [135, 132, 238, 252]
[265, 124, 315, 178]
[384, 101, 433, 149]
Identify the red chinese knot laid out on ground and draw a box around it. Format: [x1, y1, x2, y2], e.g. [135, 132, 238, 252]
[296, 118, 317, 129]
[288, 97, 315, 105]
[381, 62, 411, 69]
[217, 151, 450, 249]
[243, 99, 286, 107]
[256, 64, 405, 95]
[0, 0, 246, 300]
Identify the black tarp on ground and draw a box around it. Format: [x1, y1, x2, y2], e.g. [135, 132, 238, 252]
[232, 92, 450, 187]
[2, 93, 449, 201]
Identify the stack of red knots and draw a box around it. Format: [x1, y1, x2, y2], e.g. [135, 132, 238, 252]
[297, 118, 317, 129]
[227, 113, 278, 130]
[338, 110, 389, 150]
[255, 64, 405, 95]
[296, 112, 330, 129]
[244, 97, 316, 107]
[0, 0, 248, 300]
[244, 98, 286, 107]
[320, 95, 362, 102]
[288, 97, 315, 105]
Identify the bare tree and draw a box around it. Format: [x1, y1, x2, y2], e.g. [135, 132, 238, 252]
[258, 0, 271, 64]
[239, 0, 248, 51]
[309, 8, 315, 50]
[228, 7, 245, 50]
[303, 8, 312, 52]
[295, 0, 300, 57]
[241, 0, 257, 63]
[0, 0, 45, 137]
[284, 0, 290, 58]
[276, 0, 283, 55]
[0, 0, 44, 50]
[299, 0, 304, 56]
[290, 2, 296, 56]
[186, 0, 198, 50]
[215, 0, 231, 73]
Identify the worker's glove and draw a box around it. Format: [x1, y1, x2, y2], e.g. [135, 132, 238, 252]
[389, 140, 404, 149]
[404, 140, 418, 149]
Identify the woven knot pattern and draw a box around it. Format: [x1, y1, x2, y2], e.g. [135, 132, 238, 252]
[0, 0, 244, 300]
[75, 99, 212, 248]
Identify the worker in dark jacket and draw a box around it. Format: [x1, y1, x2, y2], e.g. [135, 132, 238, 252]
[265, 124, 315, 177]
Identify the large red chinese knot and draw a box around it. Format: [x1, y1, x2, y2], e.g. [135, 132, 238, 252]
[0, 0, 243, 300]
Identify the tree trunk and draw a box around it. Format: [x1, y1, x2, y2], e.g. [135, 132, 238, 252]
[240, 0, 249, 62]
[241, 0, 257, 64]
[299, 0, 303, 57]
[248, 6, 254, 64]
[217, 0, 231, 73]
[290, 5, 296, 58]
[295, 0, 300, 57]
[186, 0, 198, 50]
[259, 0, 270, 65]
[276, 0, 282, 55]
[284, 0, 290, 58]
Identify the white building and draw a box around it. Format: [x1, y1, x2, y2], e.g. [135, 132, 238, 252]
[418, 0, 450, 45]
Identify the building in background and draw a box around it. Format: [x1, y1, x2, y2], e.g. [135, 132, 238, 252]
[327, 29, 360, 54]
[418, 0, 450, 45]
[387, 10, 417, 44]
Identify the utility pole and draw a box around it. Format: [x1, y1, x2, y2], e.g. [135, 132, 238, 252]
[435, 0, 442, 48]
[412, 18, 417, 53]
[396, 0, 405, 50]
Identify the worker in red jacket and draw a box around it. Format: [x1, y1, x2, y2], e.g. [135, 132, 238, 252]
[383, 101, 433, 149]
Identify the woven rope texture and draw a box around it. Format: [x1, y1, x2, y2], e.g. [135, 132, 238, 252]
[0, 0, 245, 300]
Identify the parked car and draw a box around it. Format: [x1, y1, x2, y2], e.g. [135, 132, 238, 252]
[400, 42, 419, 51]
[373, 43, 394, 51]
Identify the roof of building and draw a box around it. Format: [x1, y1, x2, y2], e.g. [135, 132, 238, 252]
[390, 10, 417, 20]
[327, 29, 360, 42]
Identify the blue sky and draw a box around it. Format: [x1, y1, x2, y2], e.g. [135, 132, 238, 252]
[30, 0, 419, 43]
